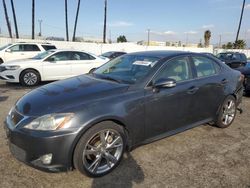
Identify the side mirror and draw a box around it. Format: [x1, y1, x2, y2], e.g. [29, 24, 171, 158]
[153, 78, 177, 89]
[5, 49, 12, 53]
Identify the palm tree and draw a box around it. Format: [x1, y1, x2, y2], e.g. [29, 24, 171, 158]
[65, 0, 69, 41]
[10, 0, 19, 38]
[2, 0, 12, 38]
[72, 0, 81, 42]
[235, 0, 246, 45]
[103, 0, 107, 43]
[32, 0, 35, 39]
[204, 30, 211, 47]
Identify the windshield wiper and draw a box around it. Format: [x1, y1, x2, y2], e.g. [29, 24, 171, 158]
[100, 75, 122, 83]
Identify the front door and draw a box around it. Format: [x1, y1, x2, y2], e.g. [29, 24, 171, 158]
[42, 51, 72, 80]
[144, 56, 196, 139]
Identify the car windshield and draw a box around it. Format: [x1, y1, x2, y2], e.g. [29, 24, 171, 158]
[31, 50, 56, 60]
[93, 54, 160, 84]
[0, 43, 12, 51]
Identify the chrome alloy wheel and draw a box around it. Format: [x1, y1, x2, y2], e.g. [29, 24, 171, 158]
[221, 98, 236, 125]
[82, 129, 124, 174]
[23, 72, 38, 86]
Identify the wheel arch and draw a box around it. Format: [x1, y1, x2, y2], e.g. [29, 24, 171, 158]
[19, 68, 42, 81]
[69, 117, 131, 169]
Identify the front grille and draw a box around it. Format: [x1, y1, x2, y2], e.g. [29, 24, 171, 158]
[9, 109, 24, 127]
[0, 66, 7, 72]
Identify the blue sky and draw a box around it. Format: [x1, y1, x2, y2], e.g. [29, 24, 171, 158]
[0, 0, 250, 45]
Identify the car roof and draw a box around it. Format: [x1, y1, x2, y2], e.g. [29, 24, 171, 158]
[127, 50, 192, 59]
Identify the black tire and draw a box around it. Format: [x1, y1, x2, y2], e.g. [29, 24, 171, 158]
[73, 121, 126, 177]
[214, 95, 236, 128]
[0, 58, 3, 64]
[20, 69, 41, 86]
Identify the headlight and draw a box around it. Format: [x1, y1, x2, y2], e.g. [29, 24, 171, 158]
[24, 113, 74, 131]
[5, 65, 20, 70]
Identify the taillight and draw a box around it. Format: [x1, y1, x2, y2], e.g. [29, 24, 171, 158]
[239, 74, 245, 82]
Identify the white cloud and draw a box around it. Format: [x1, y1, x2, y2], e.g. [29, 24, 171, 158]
[202, 24, 215, 29]
[164, 31, 176, 35]
[151, 30, 176, 35]
[109, 21, 134, 27]
[184, 31, 198, 35]
[245, 4, 250, 10]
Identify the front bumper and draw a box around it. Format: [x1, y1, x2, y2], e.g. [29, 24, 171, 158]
[0, 69, 20, 83]
[4, 114, 78, 172]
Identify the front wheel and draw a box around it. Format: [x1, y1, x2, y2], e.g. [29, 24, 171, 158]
[73, 121, 126, 177]
[20, 69, 40, 86]
[215, 95, 236, 128]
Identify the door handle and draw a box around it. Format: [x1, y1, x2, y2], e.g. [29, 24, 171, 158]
[221, 79, 228, 85]
[187, 86, 199, 94]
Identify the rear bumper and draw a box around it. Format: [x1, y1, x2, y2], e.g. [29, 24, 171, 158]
[4, 115, 78, 172]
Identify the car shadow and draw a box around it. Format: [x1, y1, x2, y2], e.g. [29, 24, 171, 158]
[0, 81, 53, 90]
[91, 152, 144, 188]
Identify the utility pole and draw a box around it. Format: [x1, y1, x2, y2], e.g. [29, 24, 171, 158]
[235, 0, 245, 45]
[38, 19, 42, 36]
[219, 34, 222, 48]
[10, 0, 19, 38]
[103, 0, 107, 43]
[147, 29, 150, 46]
[32, 0, 35, 39]
[3, 0, 12, 38]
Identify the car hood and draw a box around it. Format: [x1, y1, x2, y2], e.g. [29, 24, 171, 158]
[2, 59, 41, 65]
[15, 75, 129, 116]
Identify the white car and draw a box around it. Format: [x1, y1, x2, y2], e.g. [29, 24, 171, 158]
[0, 42, 56, 64]
[0, 49, 108, 86]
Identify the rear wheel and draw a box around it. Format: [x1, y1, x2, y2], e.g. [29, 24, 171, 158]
[0, 58, 3, 64]
[20, 69, 40, 86]
[215, 95, 236, 128]
[73, 121, 126, 177]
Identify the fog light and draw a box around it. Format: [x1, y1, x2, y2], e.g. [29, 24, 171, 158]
[40, 154, 52, 165]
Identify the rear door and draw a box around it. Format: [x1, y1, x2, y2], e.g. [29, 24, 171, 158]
[70, 51, 103, 76]
[42, 51, 72, 80]
[189, 55, 225, 122]
[144, 56, 197, 139]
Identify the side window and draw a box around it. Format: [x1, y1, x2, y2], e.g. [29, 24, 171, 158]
[192, 56, 219, 78]
[74, 52, 96, 60]
[24, 44, 40, 51]
[46, 52, 71, 61]
[154, 57, 192, 82]
[9, 44, 23, 52]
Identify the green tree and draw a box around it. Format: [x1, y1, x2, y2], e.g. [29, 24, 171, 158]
[226, 42, 233, 49]
[204, 30, 211, 47]
[234, 39, 246, 49]
[117, 35, 127, 43]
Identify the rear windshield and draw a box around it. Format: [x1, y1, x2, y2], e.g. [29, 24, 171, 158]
[42, 45, 56, 51]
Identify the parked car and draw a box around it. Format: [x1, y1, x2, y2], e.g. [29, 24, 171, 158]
[99, 51, 126, 60]
[0, 42, 56, 64]
[217, 52, 247, 68]
[4, 51, 243, 177]
[0, 49, 108, 86]
[236, 61, 250, 94]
